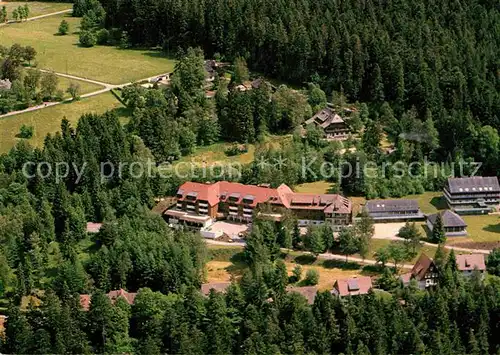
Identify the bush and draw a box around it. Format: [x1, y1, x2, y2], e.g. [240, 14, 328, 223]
[225, 143, 248, 156]
[289, 264, 302, 283]
[79, 30, 96, 47]
[58, 19, 69, 35]
[304, 269, 319, 286]
[96, 28, 110, 45]
[18, 124, 34, 139]
[487, 248, 500, 276]
[55, 90, 65, 102]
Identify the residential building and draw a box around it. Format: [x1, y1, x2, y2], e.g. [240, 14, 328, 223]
[0, 79, 12, 92]
[364, 199, 424, 222]
[86, 222, 102, 233]
[286, 286, 318, 304]
[400, 254, 439, 289]
[165, 181, 352, 231]
[201, 282, 232, 296]
[331, 276, 373, 297]
[456, 254, 486, 278]
[79, 289, 137, 311]
[444, 176, 500, 214]
[426, 210, 467, 236]
[304, 107, 350, 140]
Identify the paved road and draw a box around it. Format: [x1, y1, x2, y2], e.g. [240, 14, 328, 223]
[205, 239, 414, 269]
[0, 8, 72, 27]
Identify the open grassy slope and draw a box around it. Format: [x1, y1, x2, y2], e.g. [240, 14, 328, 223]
[1, 14, 176, 84]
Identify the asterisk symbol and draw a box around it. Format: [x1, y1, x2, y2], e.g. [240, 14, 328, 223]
[273, 155, 288, 169]
[255, 155, 270, 170]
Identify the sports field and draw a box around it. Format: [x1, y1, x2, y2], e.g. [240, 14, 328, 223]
[1, 14, 176, 84]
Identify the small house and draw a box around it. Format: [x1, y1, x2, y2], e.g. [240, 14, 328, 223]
[201, 282, 231, 296]
[286, 286, 318, 304]
[331, 276, 372, 297]
[304, 107, 351, 140]
[456, 254, 486, 278]
[400, 254, 439, 290]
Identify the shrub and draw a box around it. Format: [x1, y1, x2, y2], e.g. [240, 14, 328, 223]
[58, 20, 69, 35]
[304, 269, 319, 286]
[79, 30, 97, 47]
[290, 264, 302, 283]
[18, 124, 34, 139]
[225, 143, 248, 156]
[55, 90, 65, 102]
[96, 28, 110, 45]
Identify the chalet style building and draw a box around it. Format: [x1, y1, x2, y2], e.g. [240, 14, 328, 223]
[456, 254, 486, 278]
[400, 254, 439, 290]
[304, 107, 350, 140]
[165, 181, 352, 231]
[331, 276, 373, 297]
[426, 210, 467, 236]
[444, 176, 500, 214]
[286, 286, 318, 304]
[364, 199, 424, 222]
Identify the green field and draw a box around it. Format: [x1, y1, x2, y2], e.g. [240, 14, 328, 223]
[56, 75, 104, 97]
[0, 92, 129, 153]
[1, 14, 176, 84]
[1, 1, 71, 18]
[294, 180, 336, 194]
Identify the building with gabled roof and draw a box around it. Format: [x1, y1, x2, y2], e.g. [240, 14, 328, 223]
[364, 199, 424, 222]
[165, 181, 352, 231]
[400, 254, 439, 290]
[286, 286, 318, 304]
[456, 254, 486, 278]
[331, 276, 372, 297]
[201, 282, 232, 296]
[304, 107, 350, 140]
[444, 176, 500, 214]
[79, 289, 137, 311]
[426, 210, 467, 236]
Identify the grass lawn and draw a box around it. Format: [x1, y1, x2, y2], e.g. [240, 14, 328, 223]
[56, 75, 104, 97]
[294, 180, 336, 194]
[0, 92, 129, 153]
[1, 1, 71, 18]
[206, 257, 375, 291]
[1, 14, 176, 84]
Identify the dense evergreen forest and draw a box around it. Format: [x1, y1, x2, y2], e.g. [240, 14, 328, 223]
[99, 0, 500, 126]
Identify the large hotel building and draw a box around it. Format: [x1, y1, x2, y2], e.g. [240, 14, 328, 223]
[165, 181, 352, 231]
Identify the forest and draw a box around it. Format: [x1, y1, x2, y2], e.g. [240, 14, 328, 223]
[97, 0, 500, 128]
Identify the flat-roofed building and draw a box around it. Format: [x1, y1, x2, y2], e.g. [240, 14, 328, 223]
[364, 199, 424, 222]
[426, 210, 467, 236]
[444, 176, 500, 214]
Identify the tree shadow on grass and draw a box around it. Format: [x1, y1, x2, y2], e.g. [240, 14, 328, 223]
[294, 254, 317, 265]
[430, 196, 447, 210]
[322, 259, 361, 270]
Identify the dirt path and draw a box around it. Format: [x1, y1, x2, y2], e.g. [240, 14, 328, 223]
[204, 239, 414, 269]
[0, 8, 72, 27]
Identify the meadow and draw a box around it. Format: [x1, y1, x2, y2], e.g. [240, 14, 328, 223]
[1, 14, 176, 84]
[1, 1, 71, 18]
[0, 92, 129, 153]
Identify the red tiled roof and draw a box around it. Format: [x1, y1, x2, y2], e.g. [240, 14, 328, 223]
[79, 289, 137, 311]
[175, 181, 350, 214]
[332, 276, 372, 297]
[456, 254, 486, 271]
[86, 222, 102, 233]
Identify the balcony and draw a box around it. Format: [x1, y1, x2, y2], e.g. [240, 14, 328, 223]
[199, 208, 208, 214]
[243, 207, 253, 213]
[243, 213, 252, 219]
[199, 202, 208, 208]
[186, 204, 195, 210]
[229, 211, 238, 216]
[176, 203, 182, 209]
[229, 205, 238, 211]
